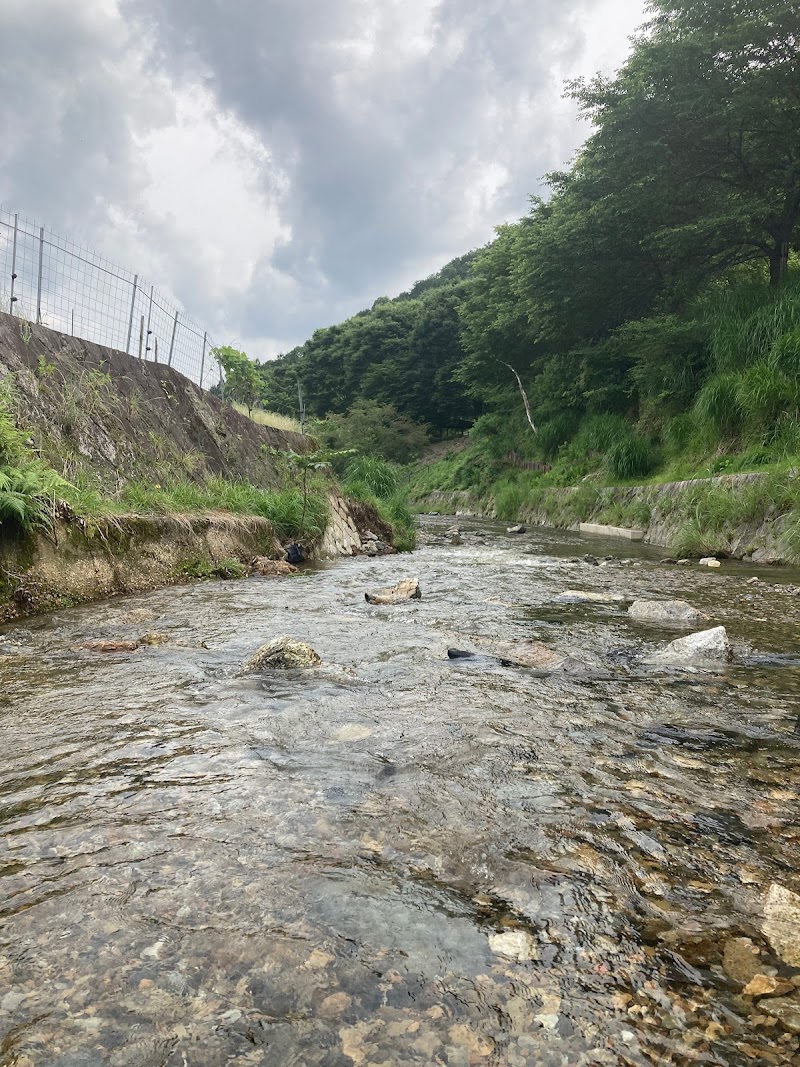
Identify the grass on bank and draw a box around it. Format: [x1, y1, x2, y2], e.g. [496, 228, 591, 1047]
[232, 402, 302, 433]
[343, 455, 417, 553]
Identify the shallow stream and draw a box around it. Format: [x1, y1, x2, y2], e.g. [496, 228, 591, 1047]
[1, 517, 799, 1066]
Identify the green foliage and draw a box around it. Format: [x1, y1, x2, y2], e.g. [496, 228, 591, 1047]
[214, 345, 263, 415]
[606, 437, 655, 480]
[312, 401, 429, 465]
[0, 388, 68, 534]
[344, 456, 398, 499]
[342, 454, 416, 552]
[119, 477, 328, 541]
[694, 374, 743, 438]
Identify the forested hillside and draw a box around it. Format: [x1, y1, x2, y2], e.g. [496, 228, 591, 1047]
[246, 0, 799, 491]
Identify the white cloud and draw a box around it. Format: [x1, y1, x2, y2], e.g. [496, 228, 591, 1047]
[0, 0, 646, 361]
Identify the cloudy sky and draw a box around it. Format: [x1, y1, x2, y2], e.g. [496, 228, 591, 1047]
[0, 0, 645, 358]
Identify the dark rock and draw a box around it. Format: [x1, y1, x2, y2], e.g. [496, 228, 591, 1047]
[285, 542, 305, 565]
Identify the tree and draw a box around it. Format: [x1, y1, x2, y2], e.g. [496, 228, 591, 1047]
[572, 0, 800, 287]
[213, 346, 263, 416]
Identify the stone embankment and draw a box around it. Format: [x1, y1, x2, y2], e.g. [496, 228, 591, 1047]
[417, 472, 792, 564]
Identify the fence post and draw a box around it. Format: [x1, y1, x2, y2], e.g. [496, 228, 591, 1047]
[8, 213, 18, 315]
[138, 315, 144, 360]
[199, 331, 207, 389]
[36, 226, 44, 324]
[144, 285, 154, 359]
[125, 274, 138, 353]
[168, 310, 179, 367]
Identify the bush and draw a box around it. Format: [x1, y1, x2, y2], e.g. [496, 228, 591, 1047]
[0, 389, 68, 533]
[494, 478, 524, 521]
[606, 435, 655, 480]
[694, 373, 742, 438]
[344, 456, 398, 498]
[312, 400, 429, 465]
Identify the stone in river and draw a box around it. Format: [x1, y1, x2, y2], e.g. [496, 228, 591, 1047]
[743, 974, 795, 997]
[556, 589, 627, 604]
[243, 637, 321, 670]
[758, 997, 800, 1034]
[698, 557, 722, 567]
[648, 626, 731, 666]
[722, 938, 761, 985]
[365, 577, 421, 604]
[488, 930, 538, 962]
[252, 558, 297, 576]
[762, 883, 800, 967]
[628, 599, 709, 624]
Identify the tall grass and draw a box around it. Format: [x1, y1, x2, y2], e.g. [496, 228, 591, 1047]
[119, 476, 328, 540]
[232, 402, 301, 433]
[344, 455, 416, 551]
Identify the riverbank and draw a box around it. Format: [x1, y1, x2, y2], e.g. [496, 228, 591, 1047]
[0, 492, 391, 621]
[414, 469, 800, 564]
[0, 315, 405, 617]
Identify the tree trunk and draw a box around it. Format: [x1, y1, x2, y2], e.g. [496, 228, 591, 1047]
[769, 239, 791, 287]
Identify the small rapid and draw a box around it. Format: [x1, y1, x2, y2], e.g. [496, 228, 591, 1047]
[1, 517, 799, 1066]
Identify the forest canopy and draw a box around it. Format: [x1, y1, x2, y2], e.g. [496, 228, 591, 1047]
[250, 0, 799, 473]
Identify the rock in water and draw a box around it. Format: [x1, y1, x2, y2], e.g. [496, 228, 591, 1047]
[243, 637, 321, 671]
[556, 589, 627, 604]
[365, 578, 421, 605]
[506, 525, 527, 534]
[628, 599, 709, 624]
[649, 626, 731, 666]
[488, 930, 538, 962]
[698, 557, 722, 568]
[286, 543, 305, 565]
[762, 883, 800, 967]
[252, 558, 297, 576]
[722, 938, 761, 985]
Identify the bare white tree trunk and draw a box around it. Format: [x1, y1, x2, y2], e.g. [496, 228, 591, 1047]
[495, 360, 536, 433]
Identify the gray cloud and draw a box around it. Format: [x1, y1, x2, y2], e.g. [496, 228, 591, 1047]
[1, 0, 643, 355]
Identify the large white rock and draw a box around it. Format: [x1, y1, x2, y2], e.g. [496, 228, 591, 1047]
[488, 930, 538, 962]
[763, 883, 800, 967]
[649, 626, 731, 666]
[556, 590, 627, 604]
[628, 599, 708, 624]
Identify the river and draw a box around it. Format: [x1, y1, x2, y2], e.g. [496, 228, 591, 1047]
[1, 516, 799, 1066]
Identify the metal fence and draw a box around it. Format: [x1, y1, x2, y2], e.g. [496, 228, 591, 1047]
[0, 206, 220, 390]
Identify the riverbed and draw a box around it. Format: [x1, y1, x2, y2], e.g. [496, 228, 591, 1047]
[1, 517, 799, 1066]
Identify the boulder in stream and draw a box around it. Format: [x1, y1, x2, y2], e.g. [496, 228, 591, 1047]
[648, 626, 731, 666]
[762, 883, 800, 967]
[556, 589, 627, 605]
[506, 525, 527, 535]
[243, 637, 321, 670]
[252, 558, 297, 577]
[698, 557, 722, 568]
[365, 578, 421, 605]
[628, 599, 709, 624]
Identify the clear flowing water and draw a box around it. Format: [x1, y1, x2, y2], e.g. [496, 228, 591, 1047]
[1, 517, 800, 1067]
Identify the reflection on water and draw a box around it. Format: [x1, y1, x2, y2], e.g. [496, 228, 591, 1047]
[1, 517, 799, 1065]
